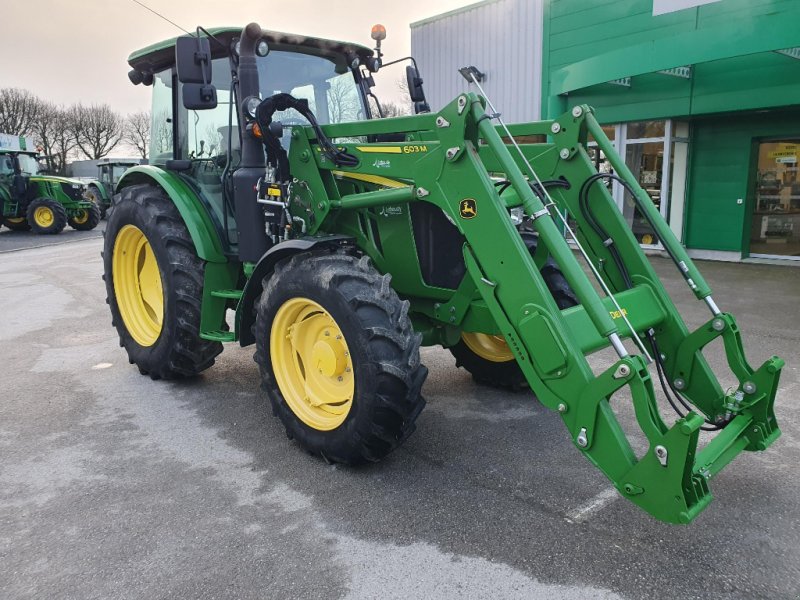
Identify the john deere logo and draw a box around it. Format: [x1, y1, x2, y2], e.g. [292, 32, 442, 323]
[459, 198, 477, 219]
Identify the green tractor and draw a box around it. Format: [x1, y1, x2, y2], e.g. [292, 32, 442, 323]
[0, 134, 101, 234]
[85, 158, 143, 218]
[105, 23, 783, 524]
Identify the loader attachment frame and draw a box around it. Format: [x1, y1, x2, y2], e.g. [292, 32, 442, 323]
[271, 94, 783, 523]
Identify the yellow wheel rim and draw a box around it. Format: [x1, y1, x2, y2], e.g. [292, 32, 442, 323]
[72, 210, 89, 225]
[461, 332, 515, 363]
[6, 217, 25, 224]
[34, 206, 54, 227]
[112, 225, 164, 347]
[270, 298, 354, 431]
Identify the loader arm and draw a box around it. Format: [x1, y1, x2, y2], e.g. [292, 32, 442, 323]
[282, 94, 782, 524]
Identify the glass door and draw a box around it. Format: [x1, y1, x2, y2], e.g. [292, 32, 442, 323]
[749, 140, 800, 259]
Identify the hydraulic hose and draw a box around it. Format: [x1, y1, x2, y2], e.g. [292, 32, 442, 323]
[577, 174, 728, 431]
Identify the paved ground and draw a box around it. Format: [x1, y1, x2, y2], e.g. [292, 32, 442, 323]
[1, 237, 798, 599]
[0, 221, 105, 253]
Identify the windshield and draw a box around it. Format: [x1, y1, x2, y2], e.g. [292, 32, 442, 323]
[177, 50, 366, 160]
[257, 50, 365, 126]
[17, 154, 39, 175]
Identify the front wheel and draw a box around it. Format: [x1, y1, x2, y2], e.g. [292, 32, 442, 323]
[27, 198, 67, 234]
[68, 203, 101, 230]
[103, 183, 222, 379]
[86, 185, 107, 219]
[254, 252, 428, 465]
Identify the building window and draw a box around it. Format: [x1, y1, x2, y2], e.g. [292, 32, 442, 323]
[750, 140, 800, 258]
[583, 120, 688, 247]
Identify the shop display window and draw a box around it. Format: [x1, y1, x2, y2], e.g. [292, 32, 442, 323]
[750, 140, 800, 258]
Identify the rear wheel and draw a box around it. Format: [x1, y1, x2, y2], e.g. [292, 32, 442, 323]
[449, 232, 578, 389]
[2, 216, 31, 231]
[68, 202, 101, 230]
[254, 252, 427, 465]
[27, 198, 67, 234]
[103, 183, 222, 379]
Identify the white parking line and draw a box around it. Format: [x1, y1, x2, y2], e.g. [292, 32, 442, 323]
[565, 487, 620, 523]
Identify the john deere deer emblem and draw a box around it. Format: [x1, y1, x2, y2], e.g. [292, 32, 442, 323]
[459, 198, 477, 219]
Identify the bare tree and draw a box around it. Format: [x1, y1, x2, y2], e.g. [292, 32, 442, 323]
[0, 88, 40, 136]
[31, 102, 79, 175]
[50, 110, 80, 174]
[326, 77, 361, 123]
[368, 97, 411, 119]
[124, 111, 150, 159]
[73, 104, 124, 159]
[152, 109, 173, 157]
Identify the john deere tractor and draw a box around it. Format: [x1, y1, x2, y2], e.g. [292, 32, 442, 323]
[85, 158, 143, 218]
[0, 134, 101, 234]
[105, 23, 783, 524]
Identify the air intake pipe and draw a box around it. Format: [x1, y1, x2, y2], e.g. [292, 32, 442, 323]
[233, 22, 270, 262]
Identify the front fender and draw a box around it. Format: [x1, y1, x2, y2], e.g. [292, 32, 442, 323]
[237, 235, 355, 346]
[117, 165, 226, 264]
[86, 179, 109, 201]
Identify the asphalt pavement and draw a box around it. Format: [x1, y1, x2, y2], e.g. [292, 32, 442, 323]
[0, 220, 105, 253]
[1, 236, 798, 599]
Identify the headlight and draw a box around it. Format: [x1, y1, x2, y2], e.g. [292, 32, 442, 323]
[244, 96, 261, 119]
[509, 206, 524, 226]
[256, 39, 270, 57]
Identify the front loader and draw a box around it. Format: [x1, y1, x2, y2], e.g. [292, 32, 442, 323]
[105, 23, 783, 524]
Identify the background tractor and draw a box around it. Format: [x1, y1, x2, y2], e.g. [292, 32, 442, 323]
[104, 23, 783, 524]
[0, 134, 101, 234]
[85, 158, 143, 218]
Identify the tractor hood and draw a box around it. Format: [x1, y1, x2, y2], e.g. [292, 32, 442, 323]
[31, 175, 87, 188]
[128, 27, 374, 75]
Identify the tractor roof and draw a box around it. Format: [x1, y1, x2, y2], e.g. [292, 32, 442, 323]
[128, 27, 374, 73]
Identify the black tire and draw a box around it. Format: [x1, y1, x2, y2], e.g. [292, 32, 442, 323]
[27, 198, 67, 234]
[68, 202, 101, 231]
[1, 215, 31, 231]
[449, 231, 578, 389]
[86, 185, 107, 219]
[103, 183, 223, 380]
[254, 251, 428, 465]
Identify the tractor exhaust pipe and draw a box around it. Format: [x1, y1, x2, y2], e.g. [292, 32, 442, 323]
[233, 22, 270, 262]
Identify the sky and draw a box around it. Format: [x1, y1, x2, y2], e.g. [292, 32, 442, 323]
[1, 0, 476, 116]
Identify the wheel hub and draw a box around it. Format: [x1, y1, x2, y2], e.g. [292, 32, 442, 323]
[112, 224, 164, 347]
[312, 336, 346, 377]
[271, 298, 354, 430]
[34, 206, 54, 227]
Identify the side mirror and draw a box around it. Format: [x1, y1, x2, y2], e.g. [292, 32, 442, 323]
[176, 35, 217, 110]
[406, 65, 429, 113]
[183, 83, 217, 110]
[176, 36, 211, 83]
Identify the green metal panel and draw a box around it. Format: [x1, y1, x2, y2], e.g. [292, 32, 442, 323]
[117, 165, 227, 264]
[543, 0, 800, 120]
[685, 109, 800, 252]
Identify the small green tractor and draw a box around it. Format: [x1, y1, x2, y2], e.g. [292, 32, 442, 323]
[0, 134, 101, 234]
[105, 23, 783, 524]
[85, 158, 143, 218]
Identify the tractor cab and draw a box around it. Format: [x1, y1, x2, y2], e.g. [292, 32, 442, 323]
[0, 147, 40, 201]
[126, 26, 427, 257]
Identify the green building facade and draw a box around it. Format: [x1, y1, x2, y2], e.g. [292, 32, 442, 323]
[545, 0, 800, 261]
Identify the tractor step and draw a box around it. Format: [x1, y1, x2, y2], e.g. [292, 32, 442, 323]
[210, 289, 243, 300]
[200, 330, 236, 342]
